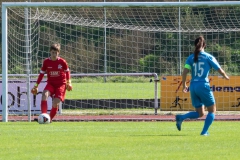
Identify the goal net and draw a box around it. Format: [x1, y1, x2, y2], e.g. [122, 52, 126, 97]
[1, 2, 240, 122]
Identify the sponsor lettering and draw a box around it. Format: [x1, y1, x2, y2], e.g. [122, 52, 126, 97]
[0, 81, 52, 111]
[210, 85, 240, 92]
[173, 85, 240, 92]
[0, 86, 42, 108]
[49, 71, 60, 76]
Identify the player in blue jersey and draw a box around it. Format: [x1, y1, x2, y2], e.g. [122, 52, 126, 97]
[175, 36, 229, 136]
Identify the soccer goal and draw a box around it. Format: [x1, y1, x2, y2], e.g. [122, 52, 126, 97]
[2, 1, 240, 122]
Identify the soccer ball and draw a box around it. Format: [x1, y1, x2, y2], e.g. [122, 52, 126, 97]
[38, 113, 51, 124]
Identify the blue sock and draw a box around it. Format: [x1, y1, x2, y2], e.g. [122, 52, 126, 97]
[181, 112, 199, 121]
[201, 113, 215, 134]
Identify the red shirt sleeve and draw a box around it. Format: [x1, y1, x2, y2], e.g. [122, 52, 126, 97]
[36, 73, 44, 85]
[63, 58, 71, 81]
[66, 71, 70, 80]
[36, 59, 47, 85]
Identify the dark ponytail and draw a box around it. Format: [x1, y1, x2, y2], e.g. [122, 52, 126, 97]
[194, 36, 206, 62]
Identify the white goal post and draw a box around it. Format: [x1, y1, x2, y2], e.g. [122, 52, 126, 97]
[2, 1, 240, 122]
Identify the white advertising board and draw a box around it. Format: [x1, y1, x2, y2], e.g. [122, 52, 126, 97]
[0, 80, 53, 114]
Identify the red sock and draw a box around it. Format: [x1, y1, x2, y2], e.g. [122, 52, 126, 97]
[50, 107, 58, 120]
[41, 100, 48, 113]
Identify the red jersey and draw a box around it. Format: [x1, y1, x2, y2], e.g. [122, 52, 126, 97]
[40, 57, 69, 84]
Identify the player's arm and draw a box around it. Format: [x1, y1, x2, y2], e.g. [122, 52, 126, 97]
[31, 60, 46, 95]
[66, 69, 72, 91]
[62, 59, 72, 91]
[31, 72, 44, 95]
[182, 64, 190, 93]
[209, 56, 229, 80]
[64, 60, 72, 91]
[217, 68, 229, 80]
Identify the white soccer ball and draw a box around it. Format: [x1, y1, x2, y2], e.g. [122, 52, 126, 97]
[38, 113, 51, 124]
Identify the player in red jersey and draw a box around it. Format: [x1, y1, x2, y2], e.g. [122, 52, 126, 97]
[31, 43, 72, 122]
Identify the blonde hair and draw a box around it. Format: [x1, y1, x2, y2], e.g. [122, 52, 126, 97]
[50, 43, 61, 52]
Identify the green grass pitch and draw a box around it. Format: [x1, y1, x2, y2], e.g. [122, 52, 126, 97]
[66, 83, 157, 99]
[0, 121, 240, 159]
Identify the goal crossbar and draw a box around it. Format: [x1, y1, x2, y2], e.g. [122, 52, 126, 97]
[2, 1, 240, 8]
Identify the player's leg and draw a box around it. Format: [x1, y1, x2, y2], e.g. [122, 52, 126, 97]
[175, 84, 202, 131]
[176, 108, 202, 131]
[50, 98, 61, 121]
[41, 90, 51, 113]
[200, 104, 216, 136]
[33, 88, 52, 122]
[181, 106, 203, 120]
[41, 84, 54, 113]
[199, 83, 216, 136]
[49, 84, 66, 121]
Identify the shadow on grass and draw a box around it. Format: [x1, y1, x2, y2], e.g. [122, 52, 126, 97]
[129, 134, 187, 137]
